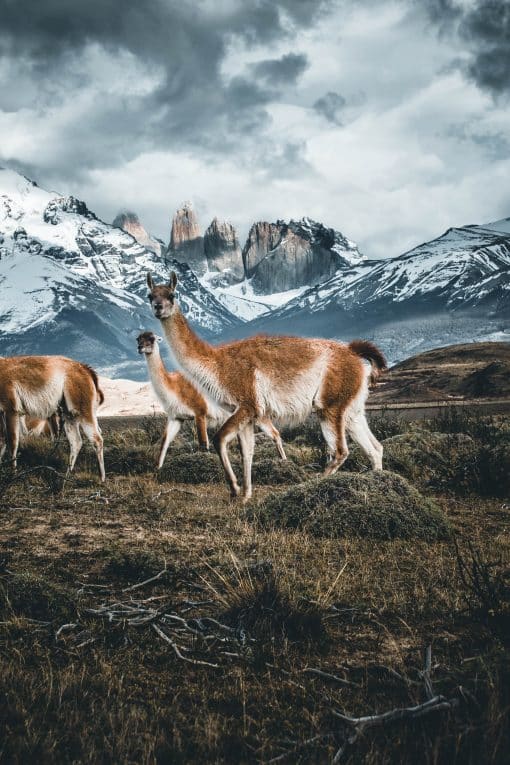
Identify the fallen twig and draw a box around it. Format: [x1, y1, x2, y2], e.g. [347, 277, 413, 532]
[121, 563, 168, 592]
[151, 623, 219, 668]
[302, 667, 359, 688]
[331, 696, 458, 763]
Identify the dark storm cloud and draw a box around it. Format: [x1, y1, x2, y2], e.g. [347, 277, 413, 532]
[460, 0, 510, 95]
[251, 53, 309, 85]
[313, 91, 346, 125]
[422, 0, 510, 95]
[0, 0, 330, 177]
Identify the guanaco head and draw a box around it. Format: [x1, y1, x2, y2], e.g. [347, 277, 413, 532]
[147, 271, 178, 319]
[137, 331, 162, 355]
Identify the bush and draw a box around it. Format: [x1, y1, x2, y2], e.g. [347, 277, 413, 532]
[381, 431, 510, 497]
[159, 451, 226, 484]
[428, 441, 510, 498]
[427, 408, 505, 443]
[382, 431, 473, 485]
[248, 471, 450, 540]
[252, 458, 307, 485]
[104, 445, 155, 475]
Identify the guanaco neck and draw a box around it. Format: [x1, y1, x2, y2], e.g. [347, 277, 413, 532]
[143, 344, 167, 385]
[160, 306, 217, 372]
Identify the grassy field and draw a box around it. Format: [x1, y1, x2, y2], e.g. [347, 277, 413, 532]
[0, 410, 509, 764]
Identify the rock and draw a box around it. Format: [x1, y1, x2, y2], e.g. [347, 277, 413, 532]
[242, 218, 363, 294]
[112, 211, 162, 256]
[168, 201, 206, 275]
[243, 221, 282, 277]
[204, 218, 244, 284]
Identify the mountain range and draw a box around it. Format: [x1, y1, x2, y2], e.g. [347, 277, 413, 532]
[0, 166, 509, 379]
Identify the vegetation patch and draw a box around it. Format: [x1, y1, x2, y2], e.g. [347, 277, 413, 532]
[0, 571, 74, 623]
[218, 562, 325, 645]
[159, 450, 226, 484]
[383, 430, 510, 497]
[104, 445, 155, 475]
[252, 457, 308, 485]
[248, 471, 450, 540]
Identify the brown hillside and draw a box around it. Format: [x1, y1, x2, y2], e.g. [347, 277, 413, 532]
[371, 342, 510, 403]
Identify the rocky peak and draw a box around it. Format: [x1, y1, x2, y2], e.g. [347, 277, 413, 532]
[112, 210, 162, 256]
[43, 196, 97, 225]
[168, 201, 206, 275]
[242, 221, 282, 278]
[204, 217, 244, 286]
[242, 217, 363, 294]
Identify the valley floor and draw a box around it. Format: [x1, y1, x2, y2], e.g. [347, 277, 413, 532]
[0, 413, 509, 764]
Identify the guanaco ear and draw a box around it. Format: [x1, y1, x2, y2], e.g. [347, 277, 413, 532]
[147, 272, 155, 291]
[169, 271, 178, 290]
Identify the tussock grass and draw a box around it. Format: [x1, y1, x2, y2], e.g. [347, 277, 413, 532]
[204, 558, 325, 645]
[249, 471, 450, 540]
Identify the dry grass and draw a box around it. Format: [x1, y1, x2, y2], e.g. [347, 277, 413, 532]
[0, 412, 509, 763]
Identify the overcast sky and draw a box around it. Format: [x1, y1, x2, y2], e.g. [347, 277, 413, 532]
[1, 0, 509, 259]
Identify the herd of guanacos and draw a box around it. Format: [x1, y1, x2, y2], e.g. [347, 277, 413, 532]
[0, 271, 387, 502]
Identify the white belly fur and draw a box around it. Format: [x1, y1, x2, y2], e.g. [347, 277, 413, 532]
[255, 354, 329, 425]
[13, 373, 65, 418]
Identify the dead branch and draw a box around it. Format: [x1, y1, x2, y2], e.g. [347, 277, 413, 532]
[55, 622, 79, 639]
[421, 644, 434, 700]
[151, 623, 219, 668]
[302, 667, 360, 687]
[330, 645, 458, 763]
[267, 733, 336, 763]
[121, 564, 168, 593]
[331, 695, 458, 763]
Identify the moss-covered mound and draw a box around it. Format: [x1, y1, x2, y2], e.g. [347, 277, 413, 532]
[382, 431, 473, 484]
[104, 446, 155, 475]
[254, 440, 321, 467]
[248, 471, 450, 540]
[252, 458, 307, 485]
[158, 451, 226, 484]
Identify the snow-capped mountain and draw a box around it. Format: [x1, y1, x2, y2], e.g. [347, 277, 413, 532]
[248, 223, 510, 361]
[1, 165, 509, 375]
[0, 168, 238, 378]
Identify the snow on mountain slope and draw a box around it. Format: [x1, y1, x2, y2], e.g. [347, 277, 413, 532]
[264, 224, 510, 323]
[484, 216, 510, 235]
[202, 274, 308, 321]
[0, 168, 239, 378]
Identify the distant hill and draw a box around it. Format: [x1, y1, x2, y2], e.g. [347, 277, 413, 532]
[371, 342, 510, 403]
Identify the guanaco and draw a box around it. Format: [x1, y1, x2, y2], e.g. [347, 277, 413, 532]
[0, 356, 105, 480]
[137, 331, 286, 467]
[146, 272, 386, 501]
